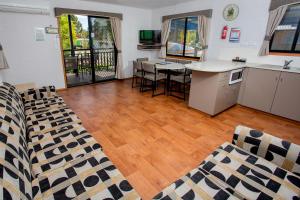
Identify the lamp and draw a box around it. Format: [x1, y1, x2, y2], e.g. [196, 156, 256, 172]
[0, 43, 9, 69]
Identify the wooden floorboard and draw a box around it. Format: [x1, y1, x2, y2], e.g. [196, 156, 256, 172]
[59, 80, 300, 200]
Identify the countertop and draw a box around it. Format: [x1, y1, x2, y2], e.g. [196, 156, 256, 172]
[186, 60, 300, 74]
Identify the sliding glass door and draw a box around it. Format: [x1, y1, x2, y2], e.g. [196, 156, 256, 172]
[90, 17, 117, 82]
[59, 14, 117, 87]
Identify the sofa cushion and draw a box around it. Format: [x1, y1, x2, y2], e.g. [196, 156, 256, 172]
[233, 125, 300, 176]
[27, 113, 81, 140]
[200, 142, 300, 200]
[29, 124, 102, 178]
[26, 107, 81, 138]
[20, 86, 56, 102]
[32, 149, 140, 200]
[153, 167, 239, 200]
[24, 96, 67, 116]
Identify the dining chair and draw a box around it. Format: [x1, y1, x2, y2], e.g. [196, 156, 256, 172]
[137, 57, 149, 68]
[141, 62, 166, 97]
[170, 68, 192, 101]
[132, 60, 143, 88]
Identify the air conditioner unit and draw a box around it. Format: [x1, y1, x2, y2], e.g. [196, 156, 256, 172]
[0, 3, 50, 15]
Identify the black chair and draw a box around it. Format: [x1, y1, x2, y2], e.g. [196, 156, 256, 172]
[141, 62, 166, 97]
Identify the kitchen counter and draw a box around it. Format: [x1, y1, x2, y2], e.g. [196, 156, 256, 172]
[186, 59, 300, 121]
[250, 64, 300, 74]
[186, 60, 257, 72]
[186, 60, 300, 74]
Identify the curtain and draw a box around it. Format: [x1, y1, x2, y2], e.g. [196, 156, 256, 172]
[198, 15, 209, 61]
[0, 43, 9, 69]
[160, 19, 171, 58]
[259, 5, 288, 56]
[110, 17, 123, 79]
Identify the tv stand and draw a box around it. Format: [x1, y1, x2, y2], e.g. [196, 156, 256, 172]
[137, 43, 162, 50]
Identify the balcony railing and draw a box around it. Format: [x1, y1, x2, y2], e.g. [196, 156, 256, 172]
[63, 48, 116, 74]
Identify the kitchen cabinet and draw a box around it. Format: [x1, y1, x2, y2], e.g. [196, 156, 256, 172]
[189, 71, 241, 116]
[240, 68, 281, 112]
[271, 72, 300, 121]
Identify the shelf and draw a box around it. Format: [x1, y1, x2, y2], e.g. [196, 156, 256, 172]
[137, 44, 162, 50]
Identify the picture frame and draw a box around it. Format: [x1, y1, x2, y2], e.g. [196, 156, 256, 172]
[229, 28, 241, 43]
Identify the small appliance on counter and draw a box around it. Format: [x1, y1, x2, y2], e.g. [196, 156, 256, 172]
[232, 57, 247, 63]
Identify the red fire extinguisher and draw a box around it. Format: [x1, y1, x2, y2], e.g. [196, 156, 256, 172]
[221, 26, 228, 40]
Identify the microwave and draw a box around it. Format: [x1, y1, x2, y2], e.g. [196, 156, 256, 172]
[229, 68, 243, 85]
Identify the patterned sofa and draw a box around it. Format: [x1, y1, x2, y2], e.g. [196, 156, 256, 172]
[154, 126, 300, 200]
[0, 82, 140, 200]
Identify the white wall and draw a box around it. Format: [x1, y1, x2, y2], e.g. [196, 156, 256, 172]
[152, 0, 300, 67]
[1, 0, 300, 89]
[0, 0, 153, 88]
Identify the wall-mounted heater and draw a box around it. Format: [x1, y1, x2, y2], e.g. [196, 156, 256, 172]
[0, 3, 50, 15]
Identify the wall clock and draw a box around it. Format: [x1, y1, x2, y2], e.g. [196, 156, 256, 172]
[223, 4, 239, 21]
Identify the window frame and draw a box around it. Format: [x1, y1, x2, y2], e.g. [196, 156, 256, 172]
[269, 4, 300, 54]
[166, 17, 201, 59]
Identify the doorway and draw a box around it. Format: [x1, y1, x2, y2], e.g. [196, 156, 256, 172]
[59, 14, 117, 87]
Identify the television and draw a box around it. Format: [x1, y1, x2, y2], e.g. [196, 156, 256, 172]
[139, 30, 161, 44]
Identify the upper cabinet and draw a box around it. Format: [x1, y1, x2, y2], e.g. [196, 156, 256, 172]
[271, 72, 300, 121]
[240, 68, 281, 113]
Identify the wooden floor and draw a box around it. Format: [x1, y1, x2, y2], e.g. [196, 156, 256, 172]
[59, 80, 300, 200]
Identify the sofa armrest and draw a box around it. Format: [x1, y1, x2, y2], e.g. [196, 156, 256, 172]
[233, 125, 300, 176]
[19, 86, 56, 102]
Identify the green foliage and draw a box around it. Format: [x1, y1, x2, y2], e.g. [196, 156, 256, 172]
[59, 15, 77, 50]
[60, 15, 114, 50]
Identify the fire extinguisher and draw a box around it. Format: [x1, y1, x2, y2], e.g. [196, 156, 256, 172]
[221, 26, 228, 40]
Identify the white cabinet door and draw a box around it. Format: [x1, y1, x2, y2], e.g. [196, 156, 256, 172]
[241, 68, 280, 112]
[271, 72, 300, 121]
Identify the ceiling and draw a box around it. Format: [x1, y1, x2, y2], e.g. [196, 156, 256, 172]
[81, 0, 197, 9]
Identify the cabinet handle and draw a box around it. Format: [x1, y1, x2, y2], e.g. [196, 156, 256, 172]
[280, 78, 283, 82]
[275, 77, 278, 81]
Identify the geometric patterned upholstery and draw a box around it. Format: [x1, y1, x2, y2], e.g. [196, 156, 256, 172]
[32, 150, 140, 200]
[153, 166, 239, 200]
[24, 96, 67, 116]
[200, 143, 300, 200]
[26, 107, 82, 140]
[29, 125, 102, 178]
[233, 125, 300, 177]
[0, 82, 32, 200]
[154, 126, 300, 200]
[19, 86, 56, 102]
[0, 83, 141, 200]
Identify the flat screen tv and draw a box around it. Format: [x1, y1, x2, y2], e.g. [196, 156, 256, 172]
[139, 30, 161, 44]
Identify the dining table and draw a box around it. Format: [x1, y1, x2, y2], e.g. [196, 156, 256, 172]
[143, 59, 186, 95]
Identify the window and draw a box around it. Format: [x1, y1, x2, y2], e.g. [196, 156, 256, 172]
[167, 17, 202, 58]
[270, 4, 300, 53]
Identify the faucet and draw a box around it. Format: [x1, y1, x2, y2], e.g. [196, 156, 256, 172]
[283, 60, 293, 69]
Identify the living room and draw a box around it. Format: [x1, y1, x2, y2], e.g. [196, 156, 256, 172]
[0, 0, 300, 199]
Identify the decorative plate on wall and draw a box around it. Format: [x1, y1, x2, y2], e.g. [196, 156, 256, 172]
[223, 4, 239, 21]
